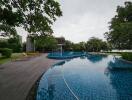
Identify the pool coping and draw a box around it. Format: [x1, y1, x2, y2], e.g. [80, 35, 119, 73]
[26, 58, 65, 100]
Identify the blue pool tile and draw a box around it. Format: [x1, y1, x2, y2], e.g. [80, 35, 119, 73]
[37, 55, 132, 100]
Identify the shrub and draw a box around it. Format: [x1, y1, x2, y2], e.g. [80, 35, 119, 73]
[121, 52, 132, 61]
[0, 48, 12, 58]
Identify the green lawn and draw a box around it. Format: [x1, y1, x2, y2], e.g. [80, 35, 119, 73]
[0, 53, 25, 64]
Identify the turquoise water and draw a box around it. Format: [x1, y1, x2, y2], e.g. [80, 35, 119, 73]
[48, 52, 86, 59]
[37, 55, 132, 100]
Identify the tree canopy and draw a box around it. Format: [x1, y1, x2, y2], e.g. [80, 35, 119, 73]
[86, 37, 109, 52]
[63, 40, 74, 51]
[0, 35, 22, 52]
[105, 1, 132, 49]
[0, 0, 62, 37]
[35, 35, 58, 52]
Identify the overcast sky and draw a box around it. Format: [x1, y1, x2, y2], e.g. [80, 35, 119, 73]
[18, 0, 130, 43]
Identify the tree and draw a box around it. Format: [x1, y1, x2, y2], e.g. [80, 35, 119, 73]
[79, 42, 86, 51]
[72, 42, 86, 52]
[86, 37, 102, 52]
[63, 40, 73, 51]
[105, 1, 132, 49]
[0, 35, 22, 52]
[7, 35, 22, 52]
[0, 24, 17, 37]
[73, 43, 81, 51]
[0, 39, 8, 48]
[35, 36, 58, 52]
[86, 37, 109, 52]
[0, 0, 62, 36]
[101, 41, 111, 51]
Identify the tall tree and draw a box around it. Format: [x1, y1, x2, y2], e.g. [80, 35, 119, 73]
[86, 37, 109, 52]
[0, 35, 22, 52]
[63, 40, 73, 51]
[0, 0, 62, 36]
[105, 1, 132, 49]
[0, 24, 17, 37]
[35, 35, 58, 52]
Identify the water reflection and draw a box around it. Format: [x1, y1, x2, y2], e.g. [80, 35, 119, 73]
[52, 60, 72, 68]
[48, 84, 55, 100]
[104, 58, 132, 100]
[52, 61, 66, 67]
[108, 58, 132, 70]
[87, 54, 107, 63]
[37, 83, 55, 100]
[37, 55, 132, 100]
[80, 56, 86, 59]
[105, 67, 132, 100]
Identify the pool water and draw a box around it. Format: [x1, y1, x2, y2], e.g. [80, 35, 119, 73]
[48, 52, 86, 59]
[37, 55, 132, 100]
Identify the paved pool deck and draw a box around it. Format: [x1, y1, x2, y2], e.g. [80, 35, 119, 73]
[0, 54, 61, 100]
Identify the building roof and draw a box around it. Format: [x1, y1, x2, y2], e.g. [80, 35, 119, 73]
[55, 37, 65, 44]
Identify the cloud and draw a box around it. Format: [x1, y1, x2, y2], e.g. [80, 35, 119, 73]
[17, 0, 129, 43]
[52, 0, 127, 43]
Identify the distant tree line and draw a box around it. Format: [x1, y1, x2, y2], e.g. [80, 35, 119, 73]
[32, 35, 110, 52]
[61, 37, 111, 52]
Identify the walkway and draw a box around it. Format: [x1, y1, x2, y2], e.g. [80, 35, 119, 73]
[0, 54, 61, 100]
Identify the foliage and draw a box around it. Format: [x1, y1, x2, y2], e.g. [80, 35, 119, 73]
[101, 41, 112, 51]
[72, 44, 81, 51]
[0, 36, 22, 52]
[22, 42, 26, 52]
[63, 40, 73, 51]
[35, 36, 58, 52]
[79, 42, 86, 51]
[86, 37, 110, 52]
[72, 42, 86, 51]
[0, 0, 62, 36]
[0, 53, 26, 64]
[105, 1, 132, 49]
[63, 38, 110, 52]
[121, 52, 132, 61]
[0, 40, 8, 48]
[8, 36, 22, 52]
[0, 24, 17, 37]
[0, 48, 12, 57]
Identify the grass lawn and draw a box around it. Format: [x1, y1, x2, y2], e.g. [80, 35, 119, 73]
[0, 53, 25, 64]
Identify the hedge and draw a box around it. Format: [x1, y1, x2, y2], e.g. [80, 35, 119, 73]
[0, 48, 12, 58]
[121, 52, 132, 61]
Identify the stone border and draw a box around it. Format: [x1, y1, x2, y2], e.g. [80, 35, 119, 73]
[26, 73, 43, 100]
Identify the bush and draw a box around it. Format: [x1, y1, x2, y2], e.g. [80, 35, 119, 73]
[121, 52, 132, 61]
[0, 48, 12, 58]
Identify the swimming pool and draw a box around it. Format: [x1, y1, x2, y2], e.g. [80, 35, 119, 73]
[47, 52, 86, 59]
[37, 54, 132, 100]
